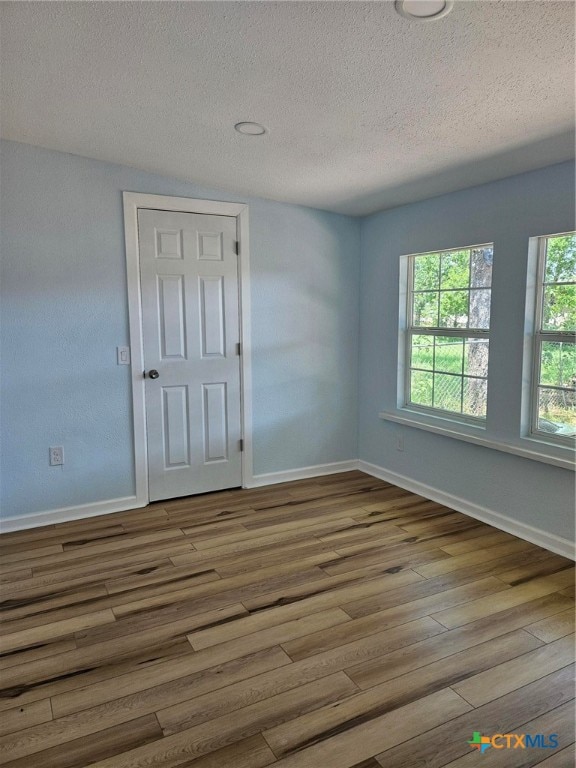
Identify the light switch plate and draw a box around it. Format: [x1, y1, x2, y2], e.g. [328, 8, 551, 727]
[117, 346, 131, 365]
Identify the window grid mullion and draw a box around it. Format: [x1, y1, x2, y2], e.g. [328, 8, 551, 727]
[467, 249, 472, 330]
[537, 332, 576, 344]
[409, 327, 489, 338]
[412, 286, 491, 294]
[538, 383, 576, 394]
[460, 337, 465, 414]
[432, 335, 436, 408]
[437, 252, 442, 328]
[411, 366, 486, 382]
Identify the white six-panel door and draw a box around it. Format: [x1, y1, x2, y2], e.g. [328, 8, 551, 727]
[138, 208, 242, 501]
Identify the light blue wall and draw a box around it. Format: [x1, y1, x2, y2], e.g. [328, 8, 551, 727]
[359, 161, 576, 540]
[0, 140, 360, 518]
[2, 140, 574, 539]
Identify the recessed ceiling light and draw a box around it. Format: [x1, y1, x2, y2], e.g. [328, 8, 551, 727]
[234, 122, 267, 136]
[395, 0, 453, 21]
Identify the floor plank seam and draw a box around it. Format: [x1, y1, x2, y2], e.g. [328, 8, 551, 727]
[0, 472, 573, 768]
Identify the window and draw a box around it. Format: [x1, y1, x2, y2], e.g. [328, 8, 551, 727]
[405, 244, 493, 422]
[531, 232, 576, 442]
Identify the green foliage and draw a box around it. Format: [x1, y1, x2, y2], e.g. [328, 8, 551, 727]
[412, 247, 492, 328]
[545, 234, 576, 283]
[543, 235, 576, 332]
[409, 238, 576, 428]
[413, 253, 439, 291]
[439, 290, 468, 327]
[440, 250, 469, 289]
[540, 342, 576, 388]
[539, 235, 576, 429]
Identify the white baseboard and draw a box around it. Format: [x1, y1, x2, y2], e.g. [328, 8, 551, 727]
[358, 460, 576, 561]
[3, 460, 573, 562]
[246, 460, 360, 488]
[0, 496, 146, 533]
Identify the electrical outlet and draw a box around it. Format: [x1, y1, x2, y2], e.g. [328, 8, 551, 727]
[396, 433, 404, 452]
[49, 446, 64, 466]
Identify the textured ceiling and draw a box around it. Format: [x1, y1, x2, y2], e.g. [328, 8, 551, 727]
[1, 1, 574, 215]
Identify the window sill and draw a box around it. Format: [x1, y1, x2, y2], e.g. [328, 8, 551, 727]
[379, 409, 575, 470]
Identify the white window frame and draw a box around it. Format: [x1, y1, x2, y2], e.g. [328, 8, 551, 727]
[530, 231, 576, 447]
[403, 243, 493, 426]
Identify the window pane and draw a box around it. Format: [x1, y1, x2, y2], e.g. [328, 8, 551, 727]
[434, 337, 463, 374]
[433, 373, 462, 413]
[411, 335, 434, 370]
[439, 290, 468, 328]
[469, 289, 491, 329]
[464, 338, 489, 378]
[542, 284, 576, 331]
[407, 243, 492, 422]
[414, 253, 440, 291]
[413, 292, 439, 327]
[463, 377, 487, 418]
[538, 387, 576, 437]
[410, 370, 433, 407]
[545, 234, 576, 284]
[470, 246, 493, 288]
[540, 341, 576, 388]
[440, 250, 469, 289]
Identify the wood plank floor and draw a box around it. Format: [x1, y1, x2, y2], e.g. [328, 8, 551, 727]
[0, 470, 574, 767]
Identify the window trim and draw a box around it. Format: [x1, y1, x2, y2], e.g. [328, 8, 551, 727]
[389, 237, 574, 471]
[529, 232, 576, 446]
[403, 243, 493, 424]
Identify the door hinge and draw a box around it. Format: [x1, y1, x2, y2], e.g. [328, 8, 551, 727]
[239, 438, 244, 452]
[236, 341, 242, 356]
[234, 240, 239, 255]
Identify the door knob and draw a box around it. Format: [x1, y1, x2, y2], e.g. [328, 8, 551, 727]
[147, 369, 160, 379]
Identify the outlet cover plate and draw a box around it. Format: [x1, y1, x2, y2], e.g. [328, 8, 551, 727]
[49, 446, 64, 466]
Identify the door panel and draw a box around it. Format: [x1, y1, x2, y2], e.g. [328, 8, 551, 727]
[202, 382, 228, 462]
[162, 386, 190, 468]
[157, 275, 186, 359]
[199, 276, 226, 357]
[138, 208, 241, 502]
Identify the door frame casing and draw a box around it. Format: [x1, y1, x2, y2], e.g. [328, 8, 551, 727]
[123, 192, 253, 507]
